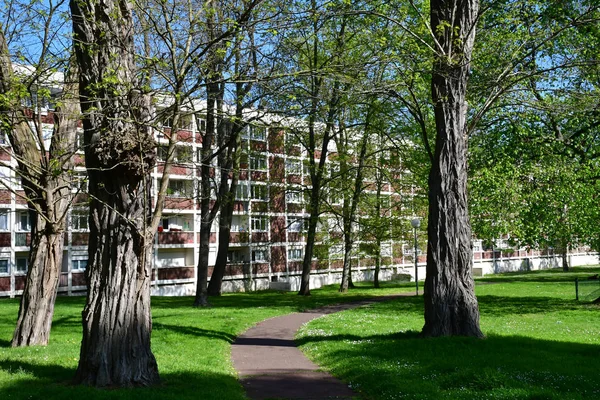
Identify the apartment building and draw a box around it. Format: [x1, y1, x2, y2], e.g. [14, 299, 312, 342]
[0, 100, 409, 297]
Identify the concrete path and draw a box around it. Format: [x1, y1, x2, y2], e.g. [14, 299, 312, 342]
[231, 295, 407, 400]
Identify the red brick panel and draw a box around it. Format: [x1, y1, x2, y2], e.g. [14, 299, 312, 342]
[230, 232, 249, 244]
[270, 187, 285, 213]
[0, 277, 10, 291]
[252, 232, 268, 243]
[288, 261, 302, 272]
[15, 275, 26, 290]
[157, 165, 191, 176]
[287, 204, 303, 214]
[271, 246, 286, 271]
[286, 175, 301, 185]
[0, 190, 10, 204]
[157, 232, 194, 245]
[251, 171, 268, 181]
[330, 260, 343, 270]
[270, 216, 286, 242]
[72, 272, 87, 286]
[269, 156, 285, 183]
[225, 264, 244, 276]
[268, 128, 285, 154]
[0, 233, 10, 247]
[0, 149, 10, 161]
[158, 266, 194, 280]
[251, 140, 267, 152]
[15, 191, 27, 205]
[164, 198, 195, 210]
[287, 232, 305, 243]
[72, 233, 89, 246]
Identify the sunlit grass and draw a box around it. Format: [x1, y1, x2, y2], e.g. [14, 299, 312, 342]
[297, 267, 600, 400]
[0, 282, 412, 399]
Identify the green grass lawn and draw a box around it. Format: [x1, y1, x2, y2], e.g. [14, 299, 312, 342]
[297, 267, 600, 400]
[0, 282, 412, 399]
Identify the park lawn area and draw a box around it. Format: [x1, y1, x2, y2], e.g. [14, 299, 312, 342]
[297, 267, 600, 400]
[0, 282, 413, 399]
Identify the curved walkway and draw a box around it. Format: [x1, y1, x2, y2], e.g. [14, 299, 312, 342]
[231, 294, 409, 399]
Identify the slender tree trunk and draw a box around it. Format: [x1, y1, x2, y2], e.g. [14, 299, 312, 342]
[561, 247, 569, 272]
[374, 239, 382, 288]
[299, 207, 319, 296]
[12, 222, 63, 346]
[71, 0, 160, 385]
[208, 193, 235, 296]
[422, 0, 483, 338]
[339, 237, 352, 293]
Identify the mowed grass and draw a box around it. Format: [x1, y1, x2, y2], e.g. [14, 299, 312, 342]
[0, 282, 413, 399]
[297, 267, 600, 400]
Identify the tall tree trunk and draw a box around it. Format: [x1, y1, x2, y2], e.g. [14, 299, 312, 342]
[75, 178, 158, 386]
[195, 78, 221, 307]
[71, 0, 160, 385]
[422, 0, 483, 338]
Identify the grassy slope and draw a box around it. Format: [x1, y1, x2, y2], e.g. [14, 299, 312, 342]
[0, 284, 412, 399]
[297, 267, 600, 400]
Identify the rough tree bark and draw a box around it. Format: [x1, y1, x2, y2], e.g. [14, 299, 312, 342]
[422, 0, 484, 338]
[71, 0, 160, 386]
[0, 31, 78, 346]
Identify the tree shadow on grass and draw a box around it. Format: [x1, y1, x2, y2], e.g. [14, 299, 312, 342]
[0, 359, 246, 400]
[360, 293, 594, 318]
[297, 330, 600, 400]
[0, 338, 11, 348]
[152, 322, 236, 343]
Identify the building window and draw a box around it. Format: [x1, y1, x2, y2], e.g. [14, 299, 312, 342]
[249, 124, 266, 141]
[196, 117, 206, 132]
[0, 259, 8, 274]
[286, 190, 302, 204]
[167, 179, 193, 197]
[252, 249, 268, 262]
[250, 155, 267, 171]
[72, 210, 88, 231]
[73, 172, 88, 193]
[285, 159, 302, 175]
[250, 184, 267, 201]
[17, 212, 30, 231]
[0, 210, 8, 231]
[329, 244, 344, 258]
[76, 132, 85, 152]
[288, 248, 303, 261]
[236, 184, 249, 200]
[16, 257, 28, 273]
[227, 250, 245, 264]
[251, 216, 268, 232]
[288, 218, 303, 232]
[72, 259, 88, 271]
[0, 131, 7, 145]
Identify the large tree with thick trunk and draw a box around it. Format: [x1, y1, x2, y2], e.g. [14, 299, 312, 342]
[70, 0, 159, 386]
[0, 29, 79, 347]
[422, 0, 484, 338]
